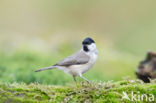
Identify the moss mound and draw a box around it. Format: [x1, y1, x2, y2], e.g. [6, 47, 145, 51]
[0, 80, 156, 103]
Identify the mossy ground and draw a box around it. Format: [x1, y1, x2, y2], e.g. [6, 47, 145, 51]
[0, 80, 156, 103]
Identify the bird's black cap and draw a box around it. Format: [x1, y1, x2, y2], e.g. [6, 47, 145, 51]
[82, 37, 95, 45]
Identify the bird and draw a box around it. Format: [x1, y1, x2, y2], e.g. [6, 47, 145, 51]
[35, 37, 98, 83]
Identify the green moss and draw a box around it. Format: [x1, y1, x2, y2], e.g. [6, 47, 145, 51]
[0, 80, 156, 103]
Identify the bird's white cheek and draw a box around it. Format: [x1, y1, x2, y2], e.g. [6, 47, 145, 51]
[88, 43, 96, 51]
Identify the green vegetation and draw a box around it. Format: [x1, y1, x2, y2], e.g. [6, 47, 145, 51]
[0, 47, 139, 85]
[0, 80, 156, 103]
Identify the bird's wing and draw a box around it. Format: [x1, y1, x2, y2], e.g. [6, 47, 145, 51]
[54, 51, 90, 66]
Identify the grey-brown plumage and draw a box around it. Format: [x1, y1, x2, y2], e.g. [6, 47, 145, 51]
[54, 51, 90, 66]
[35, 50, 90, 72]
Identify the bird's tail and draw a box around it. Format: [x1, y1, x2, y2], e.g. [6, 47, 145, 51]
[35, 66, 55, 72]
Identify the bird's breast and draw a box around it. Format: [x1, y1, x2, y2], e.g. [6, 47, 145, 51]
[70, 53, 97, 75]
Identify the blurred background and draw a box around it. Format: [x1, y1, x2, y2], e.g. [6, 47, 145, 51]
[0, 0, 156, 85]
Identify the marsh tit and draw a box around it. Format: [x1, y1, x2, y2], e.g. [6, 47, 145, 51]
[35, 37, 98, 82]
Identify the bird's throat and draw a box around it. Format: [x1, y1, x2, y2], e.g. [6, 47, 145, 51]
[83, 46, 89, 52]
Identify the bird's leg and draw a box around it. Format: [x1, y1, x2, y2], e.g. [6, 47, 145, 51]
[73, 75, 77, 82]
[78, 73, 90, 83]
